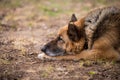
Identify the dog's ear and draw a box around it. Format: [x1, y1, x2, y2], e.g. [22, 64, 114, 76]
[67, 23, 80, 42]
[70, 14, 77, 22]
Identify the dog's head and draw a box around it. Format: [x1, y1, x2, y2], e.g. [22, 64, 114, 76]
[41, 14, 86, 57]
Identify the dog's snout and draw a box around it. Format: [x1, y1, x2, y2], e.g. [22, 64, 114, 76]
[41, 45, 47, 52]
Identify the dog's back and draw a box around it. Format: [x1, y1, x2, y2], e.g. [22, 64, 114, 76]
[84, 6, 120, 50]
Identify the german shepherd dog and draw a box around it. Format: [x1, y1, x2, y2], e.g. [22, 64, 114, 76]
[39, 6, 120, 61]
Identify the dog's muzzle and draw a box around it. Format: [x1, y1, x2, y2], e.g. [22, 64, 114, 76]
[41, 45, 65, 57]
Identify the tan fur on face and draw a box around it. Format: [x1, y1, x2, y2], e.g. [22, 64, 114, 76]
[58, 19, 85, 54]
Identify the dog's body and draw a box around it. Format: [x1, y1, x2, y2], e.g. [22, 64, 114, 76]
[40, 6, 120, 61]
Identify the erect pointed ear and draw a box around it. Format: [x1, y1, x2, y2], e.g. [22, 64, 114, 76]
[67, 23, 80, 42]
[70, 14, 77, 22]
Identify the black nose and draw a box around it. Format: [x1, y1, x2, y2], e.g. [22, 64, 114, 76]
[41, 46, 46, 52]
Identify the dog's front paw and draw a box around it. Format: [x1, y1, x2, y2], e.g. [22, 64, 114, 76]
[38, 53, 46, 60]
[38, 53, 57, 60]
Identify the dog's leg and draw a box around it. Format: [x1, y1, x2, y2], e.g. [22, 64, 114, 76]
[50, 50, 97, 60]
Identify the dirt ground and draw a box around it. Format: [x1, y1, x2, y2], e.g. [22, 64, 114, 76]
[0, 0, 120, 80]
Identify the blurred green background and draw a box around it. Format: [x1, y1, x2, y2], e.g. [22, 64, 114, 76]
[0, 0, 120, 17]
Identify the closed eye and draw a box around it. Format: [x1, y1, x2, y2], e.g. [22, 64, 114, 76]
[58, 36, 65, 43]
[58, 36, 63, 40]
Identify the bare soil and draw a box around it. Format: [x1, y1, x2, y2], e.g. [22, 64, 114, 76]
[0, 0, 120, 80]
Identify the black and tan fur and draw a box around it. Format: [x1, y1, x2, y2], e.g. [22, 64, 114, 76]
[40, 6, 120, 61]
